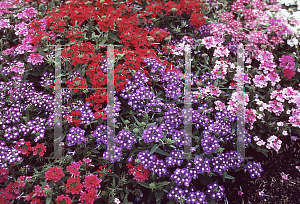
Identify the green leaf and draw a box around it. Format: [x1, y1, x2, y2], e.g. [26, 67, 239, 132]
[156, 181, 170, 188]
[137, 181, 150, 189]
[109, 32, 120, 43]
[46, 196, 52, 204]
[150, 144, 159, 154]
[147, 191, 155, 203]
[154, 191, 164, 202]
[154, 147, 170, 157]
[36, 47, 47, 58]
[132, 115, 141, 126]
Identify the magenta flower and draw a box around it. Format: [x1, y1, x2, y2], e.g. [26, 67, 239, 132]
[238, 191, 243, 196]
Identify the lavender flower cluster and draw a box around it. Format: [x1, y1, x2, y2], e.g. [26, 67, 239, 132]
[201, 135, 220, 154]
[103, 146, 122, 163]
[120, 70, 158, 116]
[66, 127, 87, 146]
[71, 100, 95, 125]
[0, 141, 22, 168]
[193, 155, 211, 174]
[137, 150, 168, 177]
[194, 24, 212, 38]
[91, 125, 112, 147]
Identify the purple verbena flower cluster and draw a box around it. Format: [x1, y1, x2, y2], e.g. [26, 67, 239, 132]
[142, 125, 163, 143]
[115, 129, 137, 150]
[193, 155, 211, 174]
[39, 72, 54, 88]
[103, 146, 122, 163]
[246, 161, 263, 178]
[206, 182, 226, 201]
[165, 149, 184, 167]
[66, 127, 87, 146]
[137, 150, 167, 177]
[0, 141, 22, 168]
[210, 151, 244, 175]
[170, 167, 197, 187]
[201, 135, 220, 154]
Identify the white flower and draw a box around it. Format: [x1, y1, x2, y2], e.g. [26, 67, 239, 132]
[114, 198, 121, 204]
[253, 136, 260, 141]
[259, 107, 264, 112]
[277, 122, 284, 126]
[257, 140, 266, 146]
[282, 130, 288, 135]
[287, 38, 299, 47]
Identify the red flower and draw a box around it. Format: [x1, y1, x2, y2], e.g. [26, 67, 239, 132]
[45, 167, 65, 183]
[282, 68, 296, 79]
[79, 189, 98, 204]
[56, 194, 73, 204]
[83, 175, 102, 191]
[66, 177, 83, 194]
[31, 143, 46, 157]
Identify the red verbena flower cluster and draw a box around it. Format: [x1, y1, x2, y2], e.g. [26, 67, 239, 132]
[66, 161, 82, 177]
[45, 167, 65, 183]
[126, 162, 150, 182]
[66, 177, 83, 194]
[56, 194, 73, 204]
[14, 141, 46, 157]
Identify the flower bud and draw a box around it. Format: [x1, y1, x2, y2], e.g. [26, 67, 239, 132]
[171, 8, 177, 12]
[133, 128, 139, 133]
[140, 122, 146, 126]
[124, 120, 130, 124]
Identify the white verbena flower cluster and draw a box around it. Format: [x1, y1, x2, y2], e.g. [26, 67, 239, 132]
[287, 37, 299, 47]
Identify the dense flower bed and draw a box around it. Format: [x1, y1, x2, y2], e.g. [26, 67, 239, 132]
[0, 0, 300, 203]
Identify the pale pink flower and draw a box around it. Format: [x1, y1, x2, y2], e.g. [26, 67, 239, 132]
[282, 130, 288, 136]
[259, 191, 265, 197]
[202, 36, 218, 49]
[214, 100, 225, 111]
[267, 100, 284, 116]
[266, 72, 281, 87]
[253, 74, 268, 88]
[27, 53, 44, 65]
[0, 19, 12, 29]
[214, 46, 230, 57]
